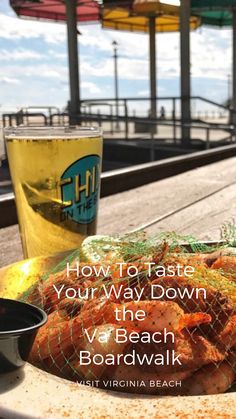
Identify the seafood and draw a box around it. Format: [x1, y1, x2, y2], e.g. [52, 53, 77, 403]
[109, 300, 211, 332]
[214, 315, 236, 351]
[68, 324, 131, 380]
[132, 330, 225, 373]
[212, 256, 236, 280]
[30, 297, 111, 365]
[146, 276, 235, 337]
[182, 362, 235, 395]
[26, 238, 236, 396]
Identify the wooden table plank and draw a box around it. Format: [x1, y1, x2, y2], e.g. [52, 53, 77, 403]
[1, 157, 236, 268]
[98, 157, 236, 235]
[0, 225, 22, 268]
[145, 183, 236, 240]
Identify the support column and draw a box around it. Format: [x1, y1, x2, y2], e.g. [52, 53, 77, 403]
[180, 0, 191, 145]
[149, 16, 157, 132]
[65, 0, 80, 125]
[232, 8, 236, 125]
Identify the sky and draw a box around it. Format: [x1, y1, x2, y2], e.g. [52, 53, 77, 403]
[0, 0, 233, 114]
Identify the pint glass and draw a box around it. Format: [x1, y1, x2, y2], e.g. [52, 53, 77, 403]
[5, 127, 103, 258]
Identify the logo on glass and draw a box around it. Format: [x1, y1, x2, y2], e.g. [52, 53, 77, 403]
[60, 155, 101, 224]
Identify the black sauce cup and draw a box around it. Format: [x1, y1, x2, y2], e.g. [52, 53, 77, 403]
[0, 298, 47, 373]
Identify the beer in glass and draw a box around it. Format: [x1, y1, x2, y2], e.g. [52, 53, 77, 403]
[5, 127, 103, 258]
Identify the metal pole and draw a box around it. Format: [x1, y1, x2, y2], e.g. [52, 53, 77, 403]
[232, 8, 236, 125]
[112, 41, 120, 130]
[149, 16, 157, 131]
[180, 0, 191, 146]
[65, 0, 80, 125]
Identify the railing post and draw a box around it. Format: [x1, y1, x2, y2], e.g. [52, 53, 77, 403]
[173, 98, 177, 143]
[124, 99, 129, 140]
[97, 110, 102, 128]
[233, 126, 236, 143]
[206, 127, 210, 150]
[230, 128, 233, 143]
[49, 113, 53, 126]
[110, 105, 114, 135]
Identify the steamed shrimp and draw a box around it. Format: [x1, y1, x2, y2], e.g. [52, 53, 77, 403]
[110, 300, 211, 332]
[183, 362, 235, 395]
[68, 323, 132, 380]
[215, 315, 236, 351]
[212, 256, 236, 280]
[30, 297, 111, 363]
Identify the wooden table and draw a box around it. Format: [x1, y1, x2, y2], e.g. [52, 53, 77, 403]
[1, 156, 236, 268]
[1, 157, 236, 418]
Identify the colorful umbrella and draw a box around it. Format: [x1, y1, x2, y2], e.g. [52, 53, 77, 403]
[102, 2, 199, 32]
[10, 0, 100, 23]
[10, 0, 101, 123]
[192, 0, 236, 26]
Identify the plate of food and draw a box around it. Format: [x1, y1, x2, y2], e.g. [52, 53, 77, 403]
[1, 231, 236, 404]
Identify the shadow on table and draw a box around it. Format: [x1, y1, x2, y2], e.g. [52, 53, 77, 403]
[0, 367, 25, 394]
[0, 407, 33, 419]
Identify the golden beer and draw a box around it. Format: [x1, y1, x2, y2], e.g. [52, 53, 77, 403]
[5, 127, 103, 258]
